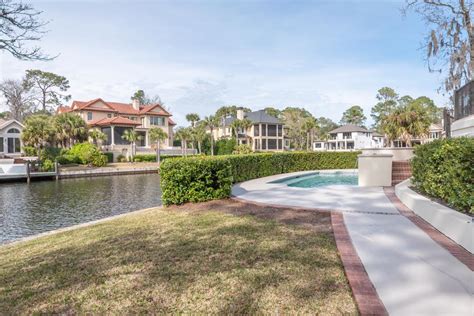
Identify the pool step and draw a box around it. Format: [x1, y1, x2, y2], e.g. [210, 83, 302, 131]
[392, 161, 412, 186]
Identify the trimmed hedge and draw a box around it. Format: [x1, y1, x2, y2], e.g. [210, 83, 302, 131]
[160, 157, 233, 205]
[160, 151, 359, 205]
[412, 137, 473, 214]
[133, 154, 181, 162]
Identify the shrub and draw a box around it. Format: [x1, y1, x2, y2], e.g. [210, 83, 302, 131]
[56, 154, 80, 165]
[412, 137, 473, 213]
[232, 144, 252, 155]
[160, 151, 359, 205]
[133, 154, 180, 162]
[104, 152, 114, 163]
[69, 143, 108, 167]
[216, 138, 236, 155]
[161, 157, 233, 205]
[23, 146, 36, 156]
[41, 159, 55, 172]
[117, 154, 127, 163]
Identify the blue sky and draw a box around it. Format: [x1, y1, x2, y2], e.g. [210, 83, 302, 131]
[0, 0, 448, 126]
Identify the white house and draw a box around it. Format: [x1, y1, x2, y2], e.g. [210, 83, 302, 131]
[0, 119, 24, 157]
[313, 125, 385, 151]
[451, 80, 473, 137]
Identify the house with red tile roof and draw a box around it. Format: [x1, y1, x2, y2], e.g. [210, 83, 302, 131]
[58, 98, 175, 153]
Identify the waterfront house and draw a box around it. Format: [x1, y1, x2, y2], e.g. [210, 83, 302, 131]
[211, 109, 289, 151]
[451, 80, 474, 137]
[58, 98, 176, 154]
[313, 124, 384, 151]
[391, 123, 444, 147]
[0, 119, 23, 157]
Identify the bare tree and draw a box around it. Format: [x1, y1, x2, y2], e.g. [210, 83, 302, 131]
[0, 0, 51, 60]
[0, 79, 34, 121]
[404, 0, 473, 93]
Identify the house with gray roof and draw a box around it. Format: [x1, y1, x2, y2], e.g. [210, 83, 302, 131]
[212, 109, 288, 151]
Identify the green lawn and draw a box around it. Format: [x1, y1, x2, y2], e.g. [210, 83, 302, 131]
[0, 200, 356, 314]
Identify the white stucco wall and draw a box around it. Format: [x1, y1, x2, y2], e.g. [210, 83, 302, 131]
[451, 115, 474, 137]
[358, 154, 393, 187]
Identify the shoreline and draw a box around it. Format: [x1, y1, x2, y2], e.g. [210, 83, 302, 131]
[1, 205, 162, 248]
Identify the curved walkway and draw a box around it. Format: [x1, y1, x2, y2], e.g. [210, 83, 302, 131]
[232, 171, 474, 316]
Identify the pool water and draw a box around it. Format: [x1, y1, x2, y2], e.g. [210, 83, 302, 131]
[275, 172, 358, 188]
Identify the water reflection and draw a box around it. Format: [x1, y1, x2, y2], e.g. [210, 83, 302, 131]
[0, 174, 161, 244]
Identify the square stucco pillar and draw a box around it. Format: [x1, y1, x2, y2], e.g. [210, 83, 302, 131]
[358, 154, 393, 187]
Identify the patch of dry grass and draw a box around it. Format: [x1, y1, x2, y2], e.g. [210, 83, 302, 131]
[0, 200, 356, 314]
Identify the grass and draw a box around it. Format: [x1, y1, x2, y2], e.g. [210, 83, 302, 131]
[0, 200, 356, 314]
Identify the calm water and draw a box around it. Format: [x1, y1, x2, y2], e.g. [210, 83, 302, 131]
[283, 173, 358, 188]
[0, 174, 161, 244]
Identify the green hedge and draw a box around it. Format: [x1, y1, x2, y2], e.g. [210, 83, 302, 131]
[412, 137, 473, 214]
[133, 154, 181, 162]
[160, 151, 359, 205]
[160, 157, 233, 205]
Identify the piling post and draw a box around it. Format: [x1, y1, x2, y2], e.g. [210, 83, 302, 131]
[55, 161, 59, 180]
[26, 161, 31, 184]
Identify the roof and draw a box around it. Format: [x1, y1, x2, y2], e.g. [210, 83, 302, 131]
[371, 131, 384, 137]
[329, 124, 368, 134]
[0, 118, 24, 130]
[168, 118, 176, 125]
[429, 123, 443, 131]
[69, 98, 171, 116]
[223, 110, 281, 126]
[89, 116, 142, 127]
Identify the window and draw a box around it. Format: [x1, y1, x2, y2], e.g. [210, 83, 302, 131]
[268, 125, 276, 137]
[253, 124, 260, 136]
[255, 139, 260, 150]
[262, 138, 267, 150]
[277, 125, 282, 137]
[315, 143, 322, 148]
[87, 112, 93, 121]
[150, 116, 165, 126]
[268, 139, 277, 150]
[7, 138, 20, 153]
[7, 128, 20, 134]
[107, 114, 112, 118]
[262, 124, 267, 136]
[0, 137, 3, 152]
[278, 139, 282, 149]
[141, 117, 144, 126]
[343, 132, 351, 139]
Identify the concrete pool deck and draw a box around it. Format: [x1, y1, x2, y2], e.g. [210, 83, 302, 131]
[232, 170, 474, 316]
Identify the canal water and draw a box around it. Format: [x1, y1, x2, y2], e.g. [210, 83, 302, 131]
[0, 174, 161, 244]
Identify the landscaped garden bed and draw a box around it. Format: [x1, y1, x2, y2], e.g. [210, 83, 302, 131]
[0, 200, 356, 314]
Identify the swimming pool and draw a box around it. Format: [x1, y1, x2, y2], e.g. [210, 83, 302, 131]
[271, 172, 358, 188]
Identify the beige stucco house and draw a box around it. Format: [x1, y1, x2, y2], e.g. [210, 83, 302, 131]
[211, 109, 288, 151]
[58, 98, 175, 154]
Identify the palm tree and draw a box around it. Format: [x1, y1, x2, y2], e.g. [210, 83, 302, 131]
[149, 127, 168, 163]
[203, 115, 218, 156]
[239, 118, 253, 146]
[89, 129, 107, 147]
[121, 129, 143, 161]
[185, 113, 200, 128]
[175, 127, 192, 157]
[53, 113, 88, 148]
[192, 123, 207, 154]
[303, 117, 318, 151]
[21, 114, 55, 159]
[230, 119, 241, 141]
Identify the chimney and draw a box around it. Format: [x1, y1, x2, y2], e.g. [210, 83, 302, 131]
[236, 109, 244, 120]
[132, 98, 140, 111]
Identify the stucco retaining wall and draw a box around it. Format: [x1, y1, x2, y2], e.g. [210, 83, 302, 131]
[395, 179, 473, 254]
